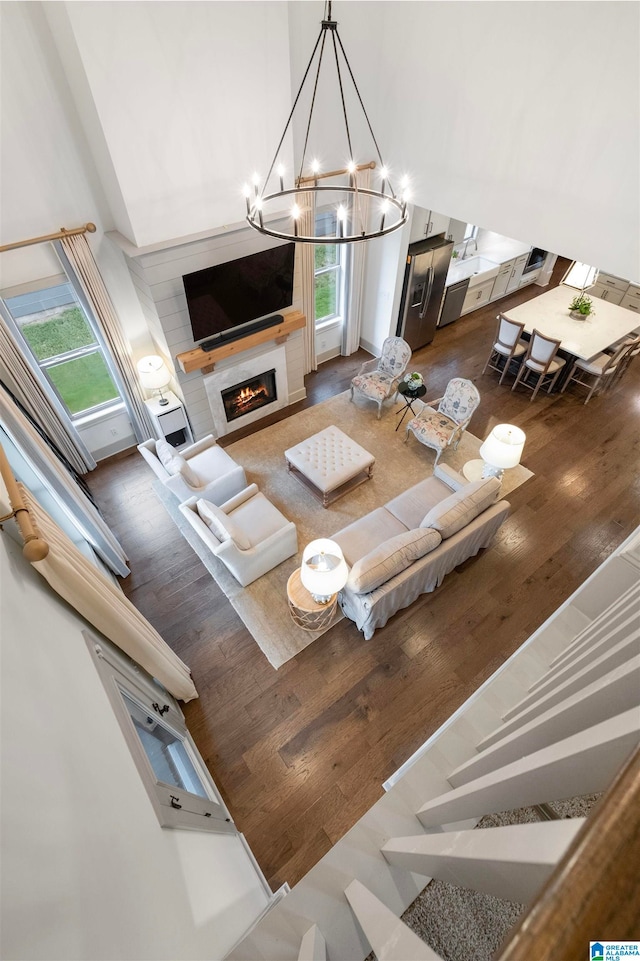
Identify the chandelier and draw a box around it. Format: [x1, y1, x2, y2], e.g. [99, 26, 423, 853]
[243, 2, 409, 244]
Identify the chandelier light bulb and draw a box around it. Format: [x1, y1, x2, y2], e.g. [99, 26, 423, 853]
[291, 202, 301, 236]
[277, 163, 286, 190]
[242, 183, 251, 214]
[400, 175, 409, 191]
[337, 203, 347, 238]
[252, 171, 261, 198]
[254, 195, 263, 227]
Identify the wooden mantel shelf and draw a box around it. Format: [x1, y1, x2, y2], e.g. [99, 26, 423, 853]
[176, 311, 306, 374]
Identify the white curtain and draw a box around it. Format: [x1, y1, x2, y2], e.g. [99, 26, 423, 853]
[0, 307, 96, 475]
[0, 386, 129, 576]
[16, 482, 197, 702]
[56, 235, 156, 442]
[342, 166, 371, 356]
[297, 190, 317, 374]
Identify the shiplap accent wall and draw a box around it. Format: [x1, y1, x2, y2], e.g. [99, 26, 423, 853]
[110, 223, 305, 441]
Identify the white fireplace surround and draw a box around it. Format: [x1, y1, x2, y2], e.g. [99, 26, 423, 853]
[203, 346, 289, 438]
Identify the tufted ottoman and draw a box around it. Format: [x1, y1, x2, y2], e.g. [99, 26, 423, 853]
[284, 425, 375, 507]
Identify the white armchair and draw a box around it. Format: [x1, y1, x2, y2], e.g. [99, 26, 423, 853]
[179, 484, 298, 587]
[137, 435, 247, 504]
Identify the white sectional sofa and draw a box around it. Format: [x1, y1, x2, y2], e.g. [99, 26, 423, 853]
[332, 464, 510, 639]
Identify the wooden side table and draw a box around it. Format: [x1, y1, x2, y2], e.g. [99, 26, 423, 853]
[287, 568, 338, 631]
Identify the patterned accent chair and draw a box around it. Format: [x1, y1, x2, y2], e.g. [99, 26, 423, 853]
[405, 377, 481, 464]
[350, 336, 412, 419]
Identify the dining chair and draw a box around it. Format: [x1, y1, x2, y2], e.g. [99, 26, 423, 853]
[561, 338, 631, 404]
[610, 334, 640, 386]
[482, 315, 527, 384]
[350, 336, 412, 419]
[511, 329, 566, 401]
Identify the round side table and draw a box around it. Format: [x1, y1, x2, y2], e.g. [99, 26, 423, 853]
[462, 458, 486, 482]
[287, 568, 338, 632]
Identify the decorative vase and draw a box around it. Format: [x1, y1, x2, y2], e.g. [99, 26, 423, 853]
[570, 309, 588, 321]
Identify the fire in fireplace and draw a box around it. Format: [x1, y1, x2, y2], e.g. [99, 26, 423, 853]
[221, 368, 277, 423]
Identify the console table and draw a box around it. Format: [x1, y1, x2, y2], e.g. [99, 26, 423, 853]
[176, 311, 306, 374]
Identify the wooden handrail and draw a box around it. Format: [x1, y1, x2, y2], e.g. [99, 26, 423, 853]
[496, 744, 640, 959]
[0, 443, 49, 561]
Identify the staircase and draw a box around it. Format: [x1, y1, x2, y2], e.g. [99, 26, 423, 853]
[227, 528, 640, 961]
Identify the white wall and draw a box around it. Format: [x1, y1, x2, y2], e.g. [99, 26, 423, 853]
[0, 528, 271, 961]
[288, 1, 639, 282]
[46, 1, 293, 248]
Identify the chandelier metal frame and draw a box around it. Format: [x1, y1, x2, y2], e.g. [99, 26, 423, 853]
[245, 2, 408, 244]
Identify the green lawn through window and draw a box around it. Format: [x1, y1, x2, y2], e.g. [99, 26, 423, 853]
[20, 307, 119, 414]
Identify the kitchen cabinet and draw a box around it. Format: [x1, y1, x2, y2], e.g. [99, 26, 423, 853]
[489, 260, 514, 301]
[519, 267, 541, 287]
[506, 254, 529, 293]
[589, 271, 628, 305]
[620, 284, 640, 314]
[461, 276, 495, 315]
[409, 206, 450, 243]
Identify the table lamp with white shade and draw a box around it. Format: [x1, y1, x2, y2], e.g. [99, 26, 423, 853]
[137, 355, 171, 406]
[300, 538, 349, 604]
[478, 424, 526, 481]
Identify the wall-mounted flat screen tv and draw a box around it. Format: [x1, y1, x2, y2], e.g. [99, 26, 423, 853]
[183, 243, 296, 344]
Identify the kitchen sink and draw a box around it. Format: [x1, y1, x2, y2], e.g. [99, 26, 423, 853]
[447, 255, 500, 288]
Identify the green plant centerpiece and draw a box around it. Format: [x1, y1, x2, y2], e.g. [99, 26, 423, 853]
[568, 293, 595, 320]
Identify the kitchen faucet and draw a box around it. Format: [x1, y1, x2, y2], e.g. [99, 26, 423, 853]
[459, 237, 478, 260]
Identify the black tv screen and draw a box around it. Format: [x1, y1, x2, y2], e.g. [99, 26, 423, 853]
[183, 243, 295, 343]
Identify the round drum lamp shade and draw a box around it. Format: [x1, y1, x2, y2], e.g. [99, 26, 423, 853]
[480, 424, 526, 472]
[300, 538, 349, 604]
[137, 355, 171, 391]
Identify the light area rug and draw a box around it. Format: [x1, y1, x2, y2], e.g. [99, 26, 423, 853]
[155, 390, 533, 669]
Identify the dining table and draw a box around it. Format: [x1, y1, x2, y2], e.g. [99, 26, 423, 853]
[501, 284, 638, 362]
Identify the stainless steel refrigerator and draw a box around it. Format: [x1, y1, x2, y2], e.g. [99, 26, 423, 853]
[396, 237, 454, 349]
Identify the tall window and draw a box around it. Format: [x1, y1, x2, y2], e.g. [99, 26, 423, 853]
[3, 280, 122, 419]
[314, 210, 345, 327]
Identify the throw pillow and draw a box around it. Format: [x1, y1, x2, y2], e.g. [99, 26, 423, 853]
[196, 498, 251, 551]
[347, 528, 442, 595]
[420, 476, 500, 539]
[155, 439, 186, 476]
[178, 461, 200, 488]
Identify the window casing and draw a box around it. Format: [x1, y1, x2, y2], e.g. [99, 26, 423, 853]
[314, 209, 346, 329]
[2, 277, 123, 421]
[85, 630, 236, 833]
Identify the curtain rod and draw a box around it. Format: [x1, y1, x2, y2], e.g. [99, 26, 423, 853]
[0, 443, 49, 560]
[0, 222, 96, 254]
[296, 161, 375, 186]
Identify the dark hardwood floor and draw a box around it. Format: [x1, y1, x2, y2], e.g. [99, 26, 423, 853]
[88, 257, 640, 889]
